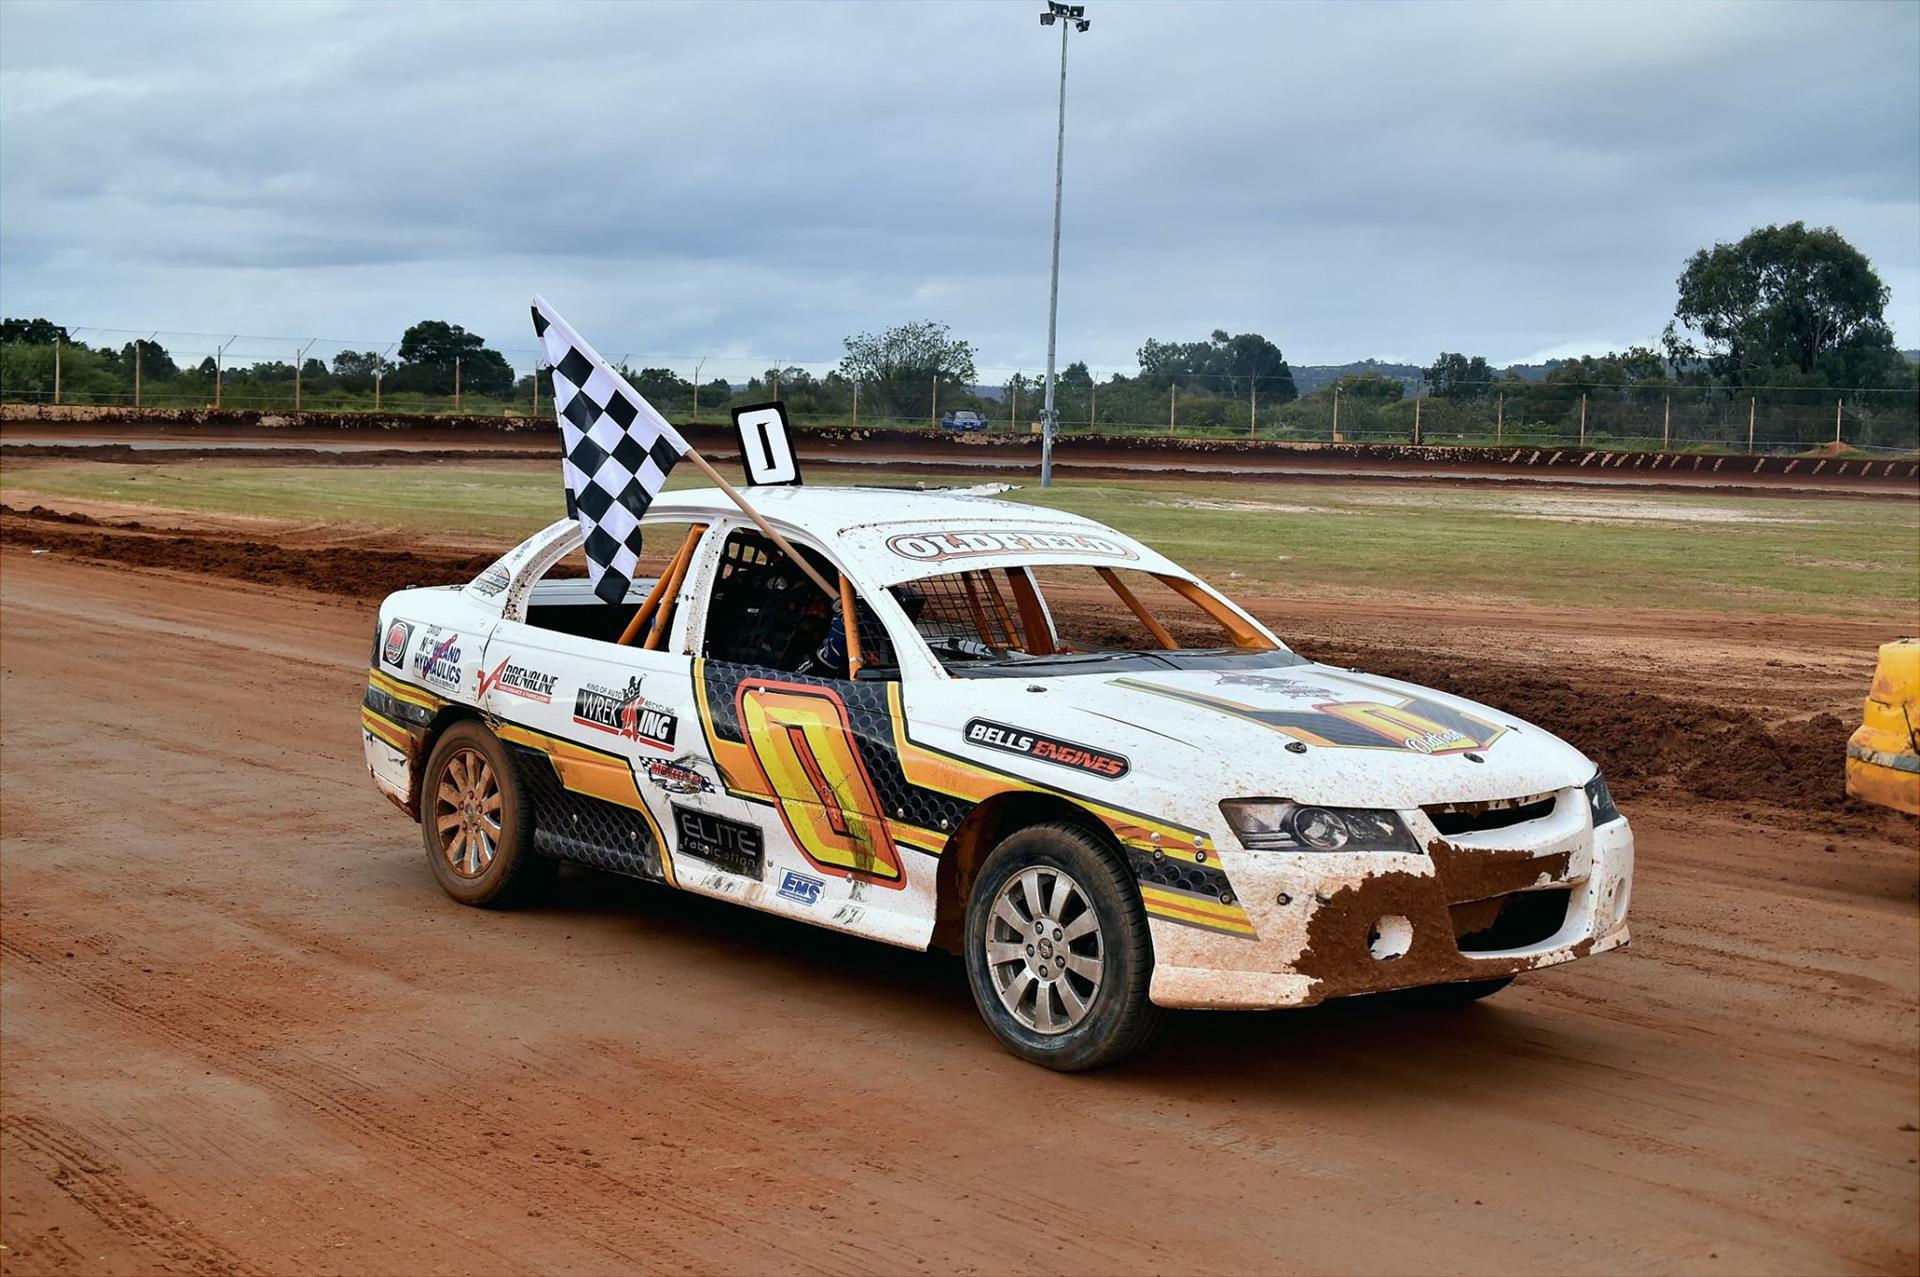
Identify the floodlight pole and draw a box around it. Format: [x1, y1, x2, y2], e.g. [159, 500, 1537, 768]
[1038, 3, 1088, 488]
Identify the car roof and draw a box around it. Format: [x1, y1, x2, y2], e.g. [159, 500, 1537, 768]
[646, 484, 1188, 586]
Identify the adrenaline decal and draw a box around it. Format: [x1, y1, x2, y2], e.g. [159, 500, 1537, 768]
[479, 657, 559, 704]
[1110, 678, 1508, 756]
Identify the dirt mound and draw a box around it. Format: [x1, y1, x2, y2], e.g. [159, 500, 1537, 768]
[3, 511, 1884, 824]
[1, 516, 497, 601]
[1290, 641, 1868, 818]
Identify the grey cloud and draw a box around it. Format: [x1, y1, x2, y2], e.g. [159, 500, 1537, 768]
[1, 0, 1914, 374]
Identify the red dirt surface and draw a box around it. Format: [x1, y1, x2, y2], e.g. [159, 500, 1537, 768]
[2, 516, 1916, 1275]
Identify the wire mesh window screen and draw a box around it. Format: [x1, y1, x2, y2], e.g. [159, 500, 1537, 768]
[703, 530, 892, 675]
[890, 570, 1027, 656]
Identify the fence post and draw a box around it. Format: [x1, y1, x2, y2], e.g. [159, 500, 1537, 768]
[453, 357, 461, 414]
[1495, 392, 1503, 446]
[1578, 393, 1587, 447]
[1413, 394, 1422, 445]
[534, 364, 541, 419]
[931, 371, 938, 429]
[1747, 397, 1755, 452]
[1662, 395, 1670, 451]
[53, 338, 60, 405]
[1090, 379, 1097, 434]
[1332, 385, 1341, 442]
[852, 380, 859, 429]
[1009, 377, 1016, 432]
[1169, 383, 1177, 435]
[375, 367, 382, 411]
[134, 341, 141, 408]
[1834, 398, 1843, 447]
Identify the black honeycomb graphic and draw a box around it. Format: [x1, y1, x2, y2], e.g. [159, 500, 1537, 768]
[510, 744, 666, 883]
[1126, 846, 1233, 901]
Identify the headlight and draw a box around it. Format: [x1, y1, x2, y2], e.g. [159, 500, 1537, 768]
[1585, 771, 1620, 826]
[1219, 799, 1418, 854]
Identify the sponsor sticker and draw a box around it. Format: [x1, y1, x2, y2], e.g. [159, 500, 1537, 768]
[472, 564, 512, 597]
[411, 626, 463, 690]
[644, 754, 714, 795]
[479, 657, 558, 704]
[1214, 672, 1339, 698]
[884, 529, 1137, 564]
[573, 676, 678, 750]
[963, 718, 1129, 779]
[777, 869, 824, 906]
[672, 805, 764, 878]
[381, 618, 413, 669]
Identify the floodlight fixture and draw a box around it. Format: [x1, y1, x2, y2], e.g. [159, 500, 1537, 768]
[1034, 1, 1090, 487]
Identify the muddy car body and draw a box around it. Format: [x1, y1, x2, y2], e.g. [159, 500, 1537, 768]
[362, 485, 1633, 1068]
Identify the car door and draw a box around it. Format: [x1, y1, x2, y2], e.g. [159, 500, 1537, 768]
[477, 523, 719, 889]
[685, 526, 937, 948]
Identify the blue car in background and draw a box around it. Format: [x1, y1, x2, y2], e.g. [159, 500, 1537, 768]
[941, 410, 989, 432]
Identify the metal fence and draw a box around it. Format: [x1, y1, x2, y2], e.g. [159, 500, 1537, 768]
[3, 325, 1915, 455]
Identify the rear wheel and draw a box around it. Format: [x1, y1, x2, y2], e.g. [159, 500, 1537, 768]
[421, 721, 553, 907]
[963, 822, 1164, 1071]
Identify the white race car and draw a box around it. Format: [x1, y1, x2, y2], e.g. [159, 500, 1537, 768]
[363, 484, 1633, 1070]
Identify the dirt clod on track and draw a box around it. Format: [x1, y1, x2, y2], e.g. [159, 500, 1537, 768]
[2, 507, 1916, 1276]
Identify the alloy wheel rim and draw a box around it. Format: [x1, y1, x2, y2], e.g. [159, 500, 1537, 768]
[434, 747, 502, 879]
[984, 865, 1105, 1035]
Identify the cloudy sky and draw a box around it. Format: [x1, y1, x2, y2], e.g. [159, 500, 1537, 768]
[2, 0, 1916, 380]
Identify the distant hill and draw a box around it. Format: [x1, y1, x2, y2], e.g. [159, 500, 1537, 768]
[1289, 360, 1423, 396]
[1903, 349, 1919, 364]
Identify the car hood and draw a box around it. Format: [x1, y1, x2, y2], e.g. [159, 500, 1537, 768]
[969, 660, 1596, 808]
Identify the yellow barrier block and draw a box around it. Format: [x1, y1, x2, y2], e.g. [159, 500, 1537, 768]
[1846, 637, 1920, 817]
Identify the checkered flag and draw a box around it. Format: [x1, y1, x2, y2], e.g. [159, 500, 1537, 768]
[531, 296, 689, 604]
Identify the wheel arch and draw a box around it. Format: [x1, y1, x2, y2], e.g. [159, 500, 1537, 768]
[408, 704, 488, 817]
[931, 790, 1115, 952]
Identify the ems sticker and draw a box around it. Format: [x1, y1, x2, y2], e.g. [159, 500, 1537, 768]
[381, 619, 413, 669]
[673, 805, 764, 879]
[574, 677, 678, 750]
[411, 627, 463, 690]
[777, 869, 824, 906]
[479, 657, 558, 704]
[884, 529, 1137, 564]
[964, 719, 1129, 779]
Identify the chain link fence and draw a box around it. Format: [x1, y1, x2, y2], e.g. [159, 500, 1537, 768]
[3, 326, 1915, 455]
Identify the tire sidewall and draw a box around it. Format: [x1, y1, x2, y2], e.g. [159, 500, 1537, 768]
[421, 720, 532, 906]
[963, 823, 1156, 1071]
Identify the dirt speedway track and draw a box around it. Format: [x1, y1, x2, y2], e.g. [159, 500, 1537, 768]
[1, 539, 1917, 1274]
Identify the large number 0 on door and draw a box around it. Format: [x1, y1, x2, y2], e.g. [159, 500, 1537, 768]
[735, 681, 904, 888]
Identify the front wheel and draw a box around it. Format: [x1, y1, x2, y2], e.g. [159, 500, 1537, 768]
[963, 821, 1164, 1071]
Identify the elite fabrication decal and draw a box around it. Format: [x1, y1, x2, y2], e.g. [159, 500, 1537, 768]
[1112, 678, 1507, 755]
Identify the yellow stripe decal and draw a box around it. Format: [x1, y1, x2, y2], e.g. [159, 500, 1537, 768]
[495, 722, 678, 888]
[360, 707, 413, 752]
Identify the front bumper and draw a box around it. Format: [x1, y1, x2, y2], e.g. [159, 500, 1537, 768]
[1147, 804, 1635, 1010]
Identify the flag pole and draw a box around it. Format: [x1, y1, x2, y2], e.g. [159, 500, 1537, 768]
[677, 445, 840, 603]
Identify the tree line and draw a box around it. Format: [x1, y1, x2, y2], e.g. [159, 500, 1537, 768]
[2, 222, 1913, 449]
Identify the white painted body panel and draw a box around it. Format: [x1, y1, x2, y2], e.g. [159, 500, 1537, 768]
[362, 485, 1634, 1009]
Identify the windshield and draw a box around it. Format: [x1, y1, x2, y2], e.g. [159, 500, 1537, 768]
[890, 564, 1294, 676]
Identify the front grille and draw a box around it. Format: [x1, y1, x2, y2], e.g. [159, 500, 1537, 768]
[1425, 793, 1556, 836]
[1451, 888, 1571, 952]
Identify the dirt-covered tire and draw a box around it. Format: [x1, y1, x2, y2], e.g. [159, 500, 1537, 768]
[1398, 975, 1515, 1007]
[963, 821, 1165, 1071]
[420, 720, 554, 908]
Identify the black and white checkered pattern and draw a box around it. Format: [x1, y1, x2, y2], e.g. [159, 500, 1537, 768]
[531, 296, 689, 605]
